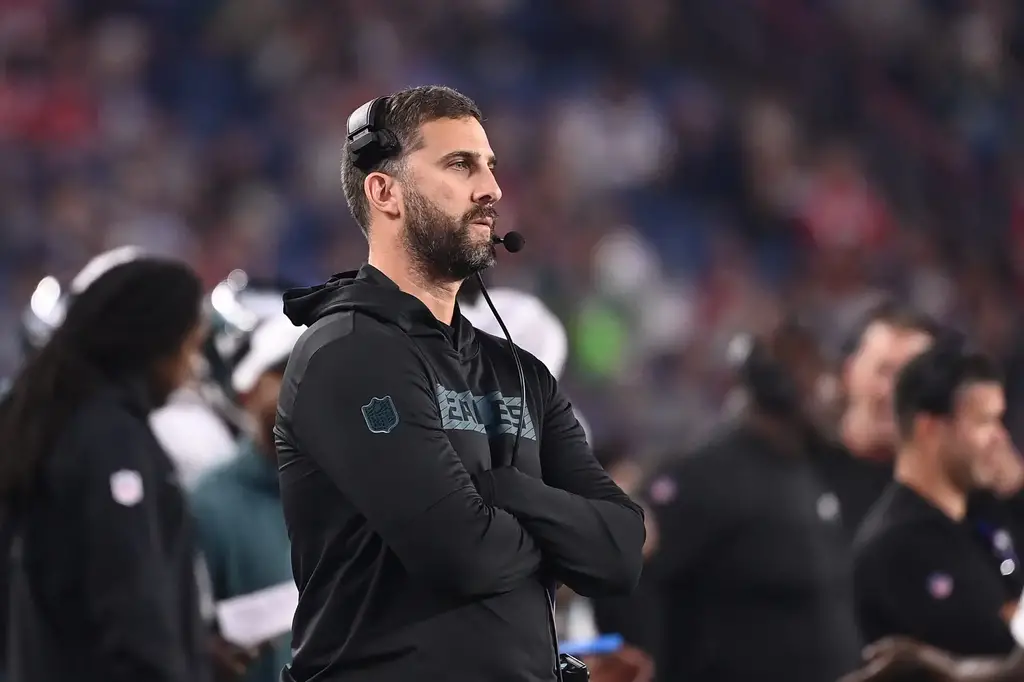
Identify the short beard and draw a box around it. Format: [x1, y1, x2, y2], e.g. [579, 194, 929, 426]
[942, 445, 978, 494]
[401, 185, 497, 284]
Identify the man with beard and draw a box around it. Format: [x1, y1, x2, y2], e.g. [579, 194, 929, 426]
[822, 304, 1024, 582]
[854, 341, 1018, 656]
[274, 86, 645, 682]
[191, 314, 307, 682]
[814, 302, 938, 540]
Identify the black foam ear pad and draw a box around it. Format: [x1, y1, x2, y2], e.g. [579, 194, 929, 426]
[347, 97, 399, 171]
[375, 128, 399, 156]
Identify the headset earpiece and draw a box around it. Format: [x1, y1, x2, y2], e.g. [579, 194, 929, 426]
[730, 332, 801, 416]
[347, 97, 399, 172]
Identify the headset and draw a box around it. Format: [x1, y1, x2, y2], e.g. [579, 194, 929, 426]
[729, 323, 805, 418]
[347, 97, 400, 172]
[344, 97, 585, 678]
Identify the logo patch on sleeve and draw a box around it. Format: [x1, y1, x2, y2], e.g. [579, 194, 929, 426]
[110, 469, 144, 507]
[648, 476, 677, 505]
[362, 396, 399, 434]
[927, 572, 954, 599]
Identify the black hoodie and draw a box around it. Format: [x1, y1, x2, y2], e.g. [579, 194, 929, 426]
[274, 265, 645, 682]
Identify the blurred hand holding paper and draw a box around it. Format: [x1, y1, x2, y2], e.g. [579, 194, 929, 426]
[215, 581, 298, 648]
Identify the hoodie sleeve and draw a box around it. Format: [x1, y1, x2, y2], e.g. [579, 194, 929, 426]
[79, 408, 192, 682]
[474, 373, 646, 597]
[289, 323, 542, 598]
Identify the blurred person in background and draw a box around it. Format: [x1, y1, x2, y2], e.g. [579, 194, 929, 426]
[12, 259, 291, 490]
[840, 304, 936, 460]
[12, 247, 153, 375]
[844, 542, 1024, 682]
[815, 301, 938, 540]
[854, 341, 1017, 656]
[150, 272, 297, 490]
[640, 318, 862, 682]
[191, 313, 306, 682]
[0, 257, 210, 682]
[823, 303, 1024, 593]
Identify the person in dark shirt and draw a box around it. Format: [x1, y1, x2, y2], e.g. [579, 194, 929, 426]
[0, 255, 213, 682]
[854, 341, 1018, 657]
[641, 319, 863, 682]
[274, 85, 645, 682]
[819, 303, 1024, 594]
[814, 301, 937, 540]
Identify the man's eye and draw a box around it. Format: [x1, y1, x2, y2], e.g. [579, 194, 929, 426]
[451, 160, 469, 170]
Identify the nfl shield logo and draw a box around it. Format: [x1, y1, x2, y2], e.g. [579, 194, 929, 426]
[109, 469, 144, 507]
[362, 396, 399, 434]
[927, 572, 954, 600]
[648, 476, 677, 505]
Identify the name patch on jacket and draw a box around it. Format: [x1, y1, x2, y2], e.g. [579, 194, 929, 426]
[435, 385, 537, 440]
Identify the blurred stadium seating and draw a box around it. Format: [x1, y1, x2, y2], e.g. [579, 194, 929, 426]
[2, 0, 1023, 458]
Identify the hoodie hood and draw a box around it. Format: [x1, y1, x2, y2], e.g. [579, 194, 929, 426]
[283, 264, 480, 359]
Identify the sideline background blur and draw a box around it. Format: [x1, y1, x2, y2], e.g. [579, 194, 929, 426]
[2, 0, 1024, 458]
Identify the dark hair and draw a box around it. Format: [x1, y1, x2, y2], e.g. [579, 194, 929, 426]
[0, 258, 203, 511]
[894, 340, 1002, 438]
[841, 300, 939, 361]
[341, 85, 483, 236]
[735, 317, 819, 417]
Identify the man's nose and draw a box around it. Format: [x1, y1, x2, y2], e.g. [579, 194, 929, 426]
[472, 169, 502, 206]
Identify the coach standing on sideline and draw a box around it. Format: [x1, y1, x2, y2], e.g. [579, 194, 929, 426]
[854, 341, 1017, 657]
[638, 321, 864, 679]
[641, 320, 863, 682]
[0, 257, 210, 682]
[274, 85, 645, 682]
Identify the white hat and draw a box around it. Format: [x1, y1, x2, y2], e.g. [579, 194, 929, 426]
[231, 314, 306, 394]
[460, 287, 568, 380]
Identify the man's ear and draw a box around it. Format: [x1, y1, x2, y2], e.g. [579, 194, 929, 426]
[365, 172, 401, 220]
[913, 413, 942, 444]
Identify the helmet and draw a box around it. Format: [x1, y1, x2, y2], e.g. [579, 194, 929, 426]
[202, 269, 296, 401]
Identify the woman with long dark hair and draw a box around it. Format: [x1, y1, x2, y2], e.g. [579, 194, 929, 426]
[0, 256, 210, 682]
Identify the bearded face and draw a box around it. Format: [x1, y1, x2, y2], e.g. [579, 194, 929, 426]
[400, 183, 497, 283]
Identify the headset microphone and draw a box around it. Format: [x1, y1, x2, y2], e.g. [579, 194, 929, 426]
[479, 230, 569, 680]
[478, 230, 527, 467]
[492, 231, 526, 253]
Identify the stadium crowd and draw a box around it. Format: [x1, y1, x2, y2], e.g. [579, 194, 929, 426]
[4, 0, 1024, 681]
[3, 0, 1024, 452]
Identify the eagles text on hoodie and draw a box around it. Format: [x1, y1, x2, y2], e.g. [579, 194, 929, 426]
[274, 265, 645, 682]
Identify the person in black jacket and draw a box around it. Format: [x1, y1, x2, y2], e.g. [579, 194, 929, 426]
[275, 85, 645, 682]
[815, 301, 937, 540]
[854, 342, 1017, 657]
[641, 320, 863, 682]
[0, 256, 212, 682]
